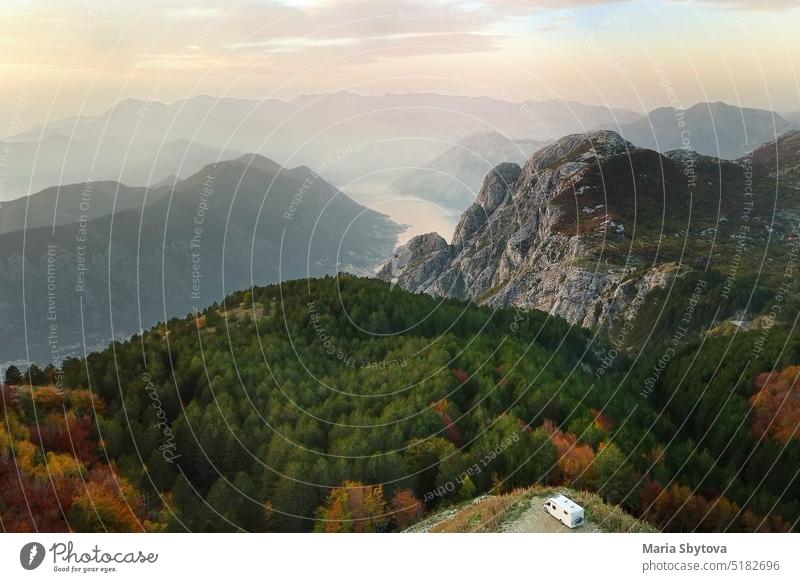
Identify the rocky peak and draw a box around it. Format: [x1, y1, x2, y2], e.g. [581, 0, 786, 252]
[523, 130, 631, 173]
[377, 130, 677, 328]
[475, 162, 522, 214]
[505, 130, 636, 211]
[377, 232, 454, 295]
[404, 231, 449, 255]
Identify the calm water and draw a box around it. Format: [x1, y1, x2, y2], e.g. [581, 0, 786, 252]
[343, 181, 460, 245]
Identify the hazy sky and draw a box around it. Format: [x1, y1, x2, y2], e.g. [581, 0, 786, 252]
[2, 0, 799, 134]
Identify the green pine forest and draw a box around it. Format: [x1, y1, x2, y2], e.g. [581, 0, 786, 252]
[2, 275, 799, 532]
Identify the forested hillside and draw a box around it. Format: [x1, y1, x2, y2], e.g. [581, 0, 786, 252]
[2, 276, 798, 532]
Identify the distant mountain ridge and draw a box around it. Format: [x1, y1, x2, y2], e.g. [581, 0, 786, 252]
[9, 92, 639, 189]
[10, 96, 796, 196]
[0, 181, 171, 237]
[0, 154, 401, 363]
[612, 101, 797, 159]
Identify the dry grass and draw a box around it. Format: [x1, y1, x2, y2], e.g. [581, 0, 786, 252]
[430, 489, 527, 533]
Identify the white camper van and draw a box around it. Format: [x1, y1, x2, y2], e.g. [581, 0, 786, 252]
[543, 495, 585, 528]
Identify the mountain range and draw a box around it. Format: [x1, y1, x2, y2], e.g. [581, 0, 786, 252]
[378, 99, 796, 211]
[7, 93, 638, 194]
[5, 94, 800, 362]
[0, 154, 401, 363]
[611, 101, 796, 159]
[4, 112, 800, 535]
[8, 94, 796, 209]
[0, 180, 172, 236]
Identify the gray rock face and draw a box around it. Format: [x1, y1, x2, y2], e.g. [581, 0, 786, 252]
[377, 232, 456, 295]
[377, 130, 675, 327]
[475, 163, 522, 214]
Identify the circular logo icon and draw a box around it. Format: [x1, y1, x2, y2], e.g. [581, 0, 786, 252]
[20, 542, 46, 570]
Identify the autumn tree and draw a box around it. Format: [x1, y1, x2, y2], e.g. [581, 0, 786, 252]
[315, 481, 389, 533]
[750, 366, 800, 443]
[543, 420, 596, 487]
[390, 489, 424, 528]
[69, 465, 146, 532]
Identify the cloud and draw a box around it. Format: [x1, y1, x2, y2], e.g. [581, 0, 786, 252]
[478, 0, 626, 7]
[672, 0, 799, 10]
[203, 0, 509, 66]
[1, 0, 643, 74]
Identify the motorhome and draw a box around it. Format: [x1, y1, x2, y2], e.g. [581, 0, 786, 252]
[543, 495, 585, 528]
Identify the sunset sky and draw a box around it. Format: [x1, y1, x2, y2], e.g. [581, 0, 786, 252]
[2, 0, 799, 134]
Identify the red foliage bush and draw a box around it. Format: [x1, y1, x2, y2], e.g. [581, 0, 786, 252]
[750, 366, 800, 443]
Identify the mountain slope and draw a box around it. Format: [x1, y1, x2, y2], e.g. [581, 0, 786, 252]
[8, 276, 797, 532]
[0, 180, 172, 236]
[378, 130, 800, 328]
[613, 102, 796, 159]
[0, 155, 401, 363]
[749, 129, 800, 187]
[391, 131, 550, 212]
[45, 276, 611, 532]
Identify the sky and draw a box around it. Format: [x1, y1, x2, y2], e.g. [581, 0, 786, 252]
[2, 0, 800, 134]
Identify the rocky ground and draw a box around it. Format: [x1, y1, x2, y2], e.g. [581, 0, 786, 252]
[405, 487, 653, 533]
[498, 495, 602, 533]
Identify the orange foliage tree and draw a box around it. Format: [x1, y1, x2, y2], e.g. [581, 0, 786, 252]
[0, 386, 153, 533]
[543, 419, 596, 486]
[315, 481, 389, 532]
[389, 489, 424, 528]
[591, 408, 614, 432]
[750, 366, 800, 443]
[69, 465, 146, 532]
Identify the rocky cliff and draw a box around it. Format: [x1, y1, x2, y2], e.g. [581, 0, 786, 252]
[378, 130, 799, 328]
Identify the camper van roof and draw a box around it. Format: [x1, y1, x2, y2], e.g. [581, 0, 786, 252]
[551, 495, 581, 510]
